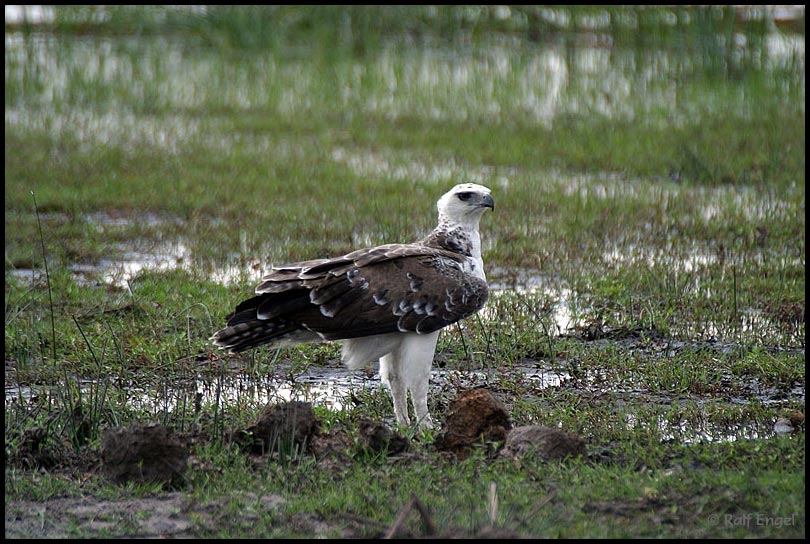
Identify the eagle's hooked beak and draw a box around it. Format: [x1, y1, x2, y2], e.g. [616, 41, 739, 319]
[481, 194, 495, 211]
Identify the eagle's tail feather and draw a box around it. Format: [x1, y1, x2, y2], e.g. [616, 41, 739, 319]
[213, 293, 319, 353]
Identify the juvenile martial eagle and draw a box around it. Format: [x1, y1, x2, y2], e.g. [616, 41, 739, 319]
[213, 183, 494, 429]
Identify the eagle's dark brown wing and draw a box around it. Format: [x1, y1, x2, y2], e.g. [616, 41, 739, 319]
[212, 244, 488, 353]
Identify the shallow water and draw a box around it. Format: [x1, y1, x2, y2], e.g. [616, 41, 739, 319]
[5, 7, 804, 148]
[6, 357, 800, 444]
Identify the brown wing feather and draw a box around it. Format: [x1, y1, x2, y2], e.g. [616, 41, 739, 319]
[291, 253, 488, 340]
[213, 245, 488, 352]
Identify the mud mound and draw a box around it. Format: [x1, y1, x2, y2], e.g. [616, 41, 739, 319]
[356, 417, 409, 455]
[235, 400, 321, 455]
[499, 425, 586, 461]
[100, 424, 189, 486]
[434, 388, 512, 458]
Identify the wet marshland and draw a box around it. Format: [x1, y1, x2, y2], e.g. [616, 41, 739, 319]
[4, 6, 805, 539]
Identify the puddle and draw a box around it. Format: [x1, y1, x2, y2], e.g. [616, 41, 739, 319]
[331, 146, 514, 189]
[6, 359, 800, 445]
[623, 412, 765, 445]
[4, 364, 570, 422]
[85, 211, 176, 230]
[8, 241, 196, 289]
[601, 244, 718, 273]
[485, 282, 587, 337]
[90, 243, 192, 287]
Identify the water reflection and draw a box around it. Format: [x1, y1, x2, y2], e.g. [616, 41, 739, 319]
[5, 7, 803, 146]
[4, 5, 55, 25]
[6, 364, 797, 444]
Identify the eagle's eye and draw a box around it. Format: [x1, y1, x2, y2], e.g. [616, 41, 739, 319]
[457, 192, 472, 201]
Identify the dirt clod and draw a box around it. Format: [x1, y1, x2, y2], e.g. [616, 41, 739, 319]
[500, 425, 586, 461]
[236, 400, 321, 455]
[100, 424, 189, 486]
[357, 417, 409, 455]
[434, 388, 511, 458]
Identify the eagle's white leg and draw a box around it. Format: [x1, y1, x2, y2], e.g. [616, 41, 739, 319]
[404, 331, 440, 430]
[344, 332, 437, 429]
[380, 352, 411, 427]
[409, 374, 433, 430]
[379, 331, 440, 430]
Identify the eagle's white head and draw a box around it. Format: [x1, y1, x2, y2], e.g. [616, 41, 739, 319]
[436, 183, 494, 227]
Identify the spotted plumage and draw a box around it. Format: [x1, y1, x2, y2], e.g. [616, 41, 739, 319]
[213, 183, 494, 429]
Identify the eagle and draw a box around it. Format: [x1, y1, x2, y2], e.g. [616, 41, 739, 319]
[212, 183, 494, 429]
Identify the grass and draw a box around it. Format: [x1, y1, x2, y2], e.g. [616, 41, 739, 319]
[4, 5, 806, 539]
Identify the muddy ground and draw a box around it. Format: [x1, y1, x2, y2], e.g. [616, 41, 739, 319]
[5, 333, 805, 538]
[6, 388, 588, 538]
